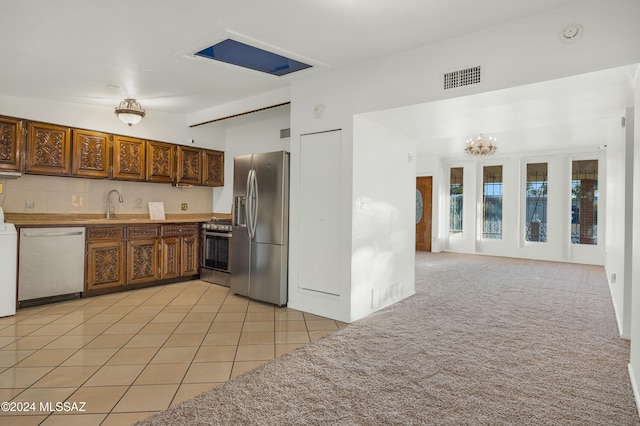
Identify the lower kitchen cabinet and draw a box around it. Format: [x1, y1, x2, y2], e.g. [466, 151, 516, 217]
[85, 222, 200, 295]
[160, 224, 199, 279]
[161, 237, 180, 279]
[86, 226, 126, 291]
[180, 235, 199, 276]
[127, 238, 160, 285]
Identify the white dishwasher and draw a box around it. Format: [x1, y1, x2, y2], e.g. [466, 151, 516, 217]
[18, 227, 85, 307]
[0, 208, 17, 317]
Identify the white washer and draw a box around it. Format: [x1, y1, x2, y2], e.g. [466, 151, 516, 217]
[0, 208, 17, 317]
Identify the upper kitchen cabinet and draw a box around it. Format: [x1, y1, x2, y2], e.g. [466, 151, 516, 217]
[25, 122, 72, 176]
[176, 145, 202, 185]
[146, 140, 175, 183]
[113, 135, 145, 181]
[0, 116, 23, 171]
[202, 149, 224, 187]
[72, 129, 111, 178]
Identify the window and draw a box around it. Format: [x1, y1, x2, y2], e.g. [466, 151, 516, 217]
[525, 163, 548, 242]
[571, 160, 598, 245]
[449, 167, 463, 236]
[483, 165, 503, 239]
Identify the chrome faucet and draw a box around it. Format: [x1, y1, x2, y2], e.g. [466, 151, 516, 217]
[107, 189, 124, 219]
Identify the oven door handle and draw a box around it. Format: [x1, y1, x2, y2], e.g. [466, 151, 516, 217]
[203, 232, 232, 238]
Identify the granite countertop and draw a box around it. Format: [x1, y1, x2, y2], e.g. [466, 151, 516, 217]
[5, 213, 230, 226]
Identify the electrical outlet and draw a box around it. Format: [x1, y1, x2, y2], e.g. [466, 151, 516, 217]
[181, 203, 188, 211]
[135, 197, 143, 209]
[25, 200, 35, 212]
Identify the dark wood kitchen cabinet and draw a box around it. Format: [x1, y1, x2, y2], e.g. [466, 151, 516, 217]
[176, 145, 202, 185]
[146, 140, 175, 183]
[202, 149, 224, 186]
[86, 226, 126, 291]
[72, 129, 111, 178]
[0, 116, 23, 172]
[160, 224, 199, 279]
[126, 225, 160, 285]
[113, 135, 146, 181]
[25, 121, 72, 175]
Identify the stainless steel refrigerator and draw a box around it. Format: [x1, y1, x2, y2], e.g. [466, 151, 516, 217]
[230, 151, 289, 306]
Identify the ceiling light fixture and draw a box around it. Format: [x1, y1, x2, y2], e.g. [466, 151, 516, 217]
[465, 134, 497, 157]
[115, 98, 145, 126]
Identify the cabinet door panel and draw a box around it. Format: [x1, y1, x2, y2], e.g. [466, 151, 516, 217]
[26, 122, 72, 175]
[202, 149, 224, 186]
[176, 146, 202, 185]
[72, 129, 111, 178]
[161, 237, 180, 279]
[147, 140, 175, 183]
[127, 239, 160, 284]
[113, 136, 145, 180]
[86, 241, 126, 290]
[0, 116, 23, 171]
[181, 235, 199, 276]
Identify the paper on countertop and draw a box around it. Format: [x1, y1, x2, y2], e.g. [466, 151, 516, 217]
[148, 202, 166, 220]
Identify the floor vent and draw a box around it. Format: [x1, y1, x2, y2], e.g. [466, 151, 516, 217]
[280, 128, 291, 139]
[443, 66, 481, 90]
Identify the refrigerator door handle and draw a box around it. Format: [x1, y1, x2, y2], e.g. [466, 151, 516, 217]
[251, 169, 259, 239]
[247, 169, 257, 240]
[246, 169, 253, 236]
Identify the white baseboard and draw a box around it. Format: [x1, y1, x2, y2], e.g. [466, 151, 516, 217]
[628, 363, 640, 417]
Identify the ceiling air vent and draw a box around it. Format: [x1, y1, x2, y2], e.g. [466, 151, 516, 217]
[280, 128, 291, 139]
[443, 66, 481, 90]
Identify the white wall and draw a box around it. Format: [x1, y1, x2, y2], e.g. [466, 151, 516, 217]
[289, 0, 640, 322]
[212, 105, 290, 214]
[350, 117, 416, 321]
[605, 112, 633, 338]
[629, 73, 640, 414]
[0, 95, 225, 149]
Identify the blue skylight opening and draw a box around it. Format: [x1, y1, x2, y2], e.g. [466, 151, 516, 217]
[195, 39, 312, 76]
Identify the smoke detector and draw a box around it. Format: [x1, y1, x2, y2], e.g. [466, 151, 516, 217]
[560, 24, 583, 43]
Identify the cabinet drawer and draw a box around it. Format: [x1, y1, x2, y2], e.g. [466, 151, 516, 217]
[86, 226, 124, 241]
[127, 225, 159, 239]
[161, 224, 199, 237]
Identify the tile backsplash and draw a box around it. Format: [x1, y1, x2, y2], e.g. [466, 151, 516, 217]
[0, 175, 214, 215]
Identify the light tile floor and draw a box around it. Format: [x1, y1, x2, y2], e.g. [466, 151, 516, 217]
[0, 281, 347, 425]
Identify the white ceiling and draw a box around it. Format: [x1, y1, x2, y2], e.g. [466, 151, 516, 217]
[1, 0, 579, 116]
[365, 65, 637, 157]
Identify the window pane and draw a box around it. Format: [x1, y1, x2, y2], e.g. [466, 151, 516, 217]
[525, 163, 548, 242]
[449, 167, 463, 236]
[483, 165, 502, 239]
[571, 160, 598, 245]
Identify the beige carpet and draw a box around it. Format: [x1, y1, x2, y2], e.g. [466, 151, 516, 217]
[136, 253, 640, 425]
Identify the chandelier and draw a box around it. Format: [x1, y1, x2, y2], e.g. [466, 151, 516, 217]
[115, 98, 146, 126]
[465, 134, 497, 156]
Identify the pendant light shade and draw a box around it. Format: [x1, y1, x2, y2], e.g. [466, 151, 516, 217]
[115, 98, 145, 126]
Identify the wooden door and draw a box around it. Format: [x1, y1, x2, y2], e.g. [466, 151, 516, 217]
[72, 129, 111, 178]
[202, 149, 224, 186]
[146, 140, 175, 183]
[176, 146, 202, 185]
[26, 122, 72, 175]
[416, 176, 432, 251]
[112, 135, 146, 181]
[0, 116, 23, 172]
